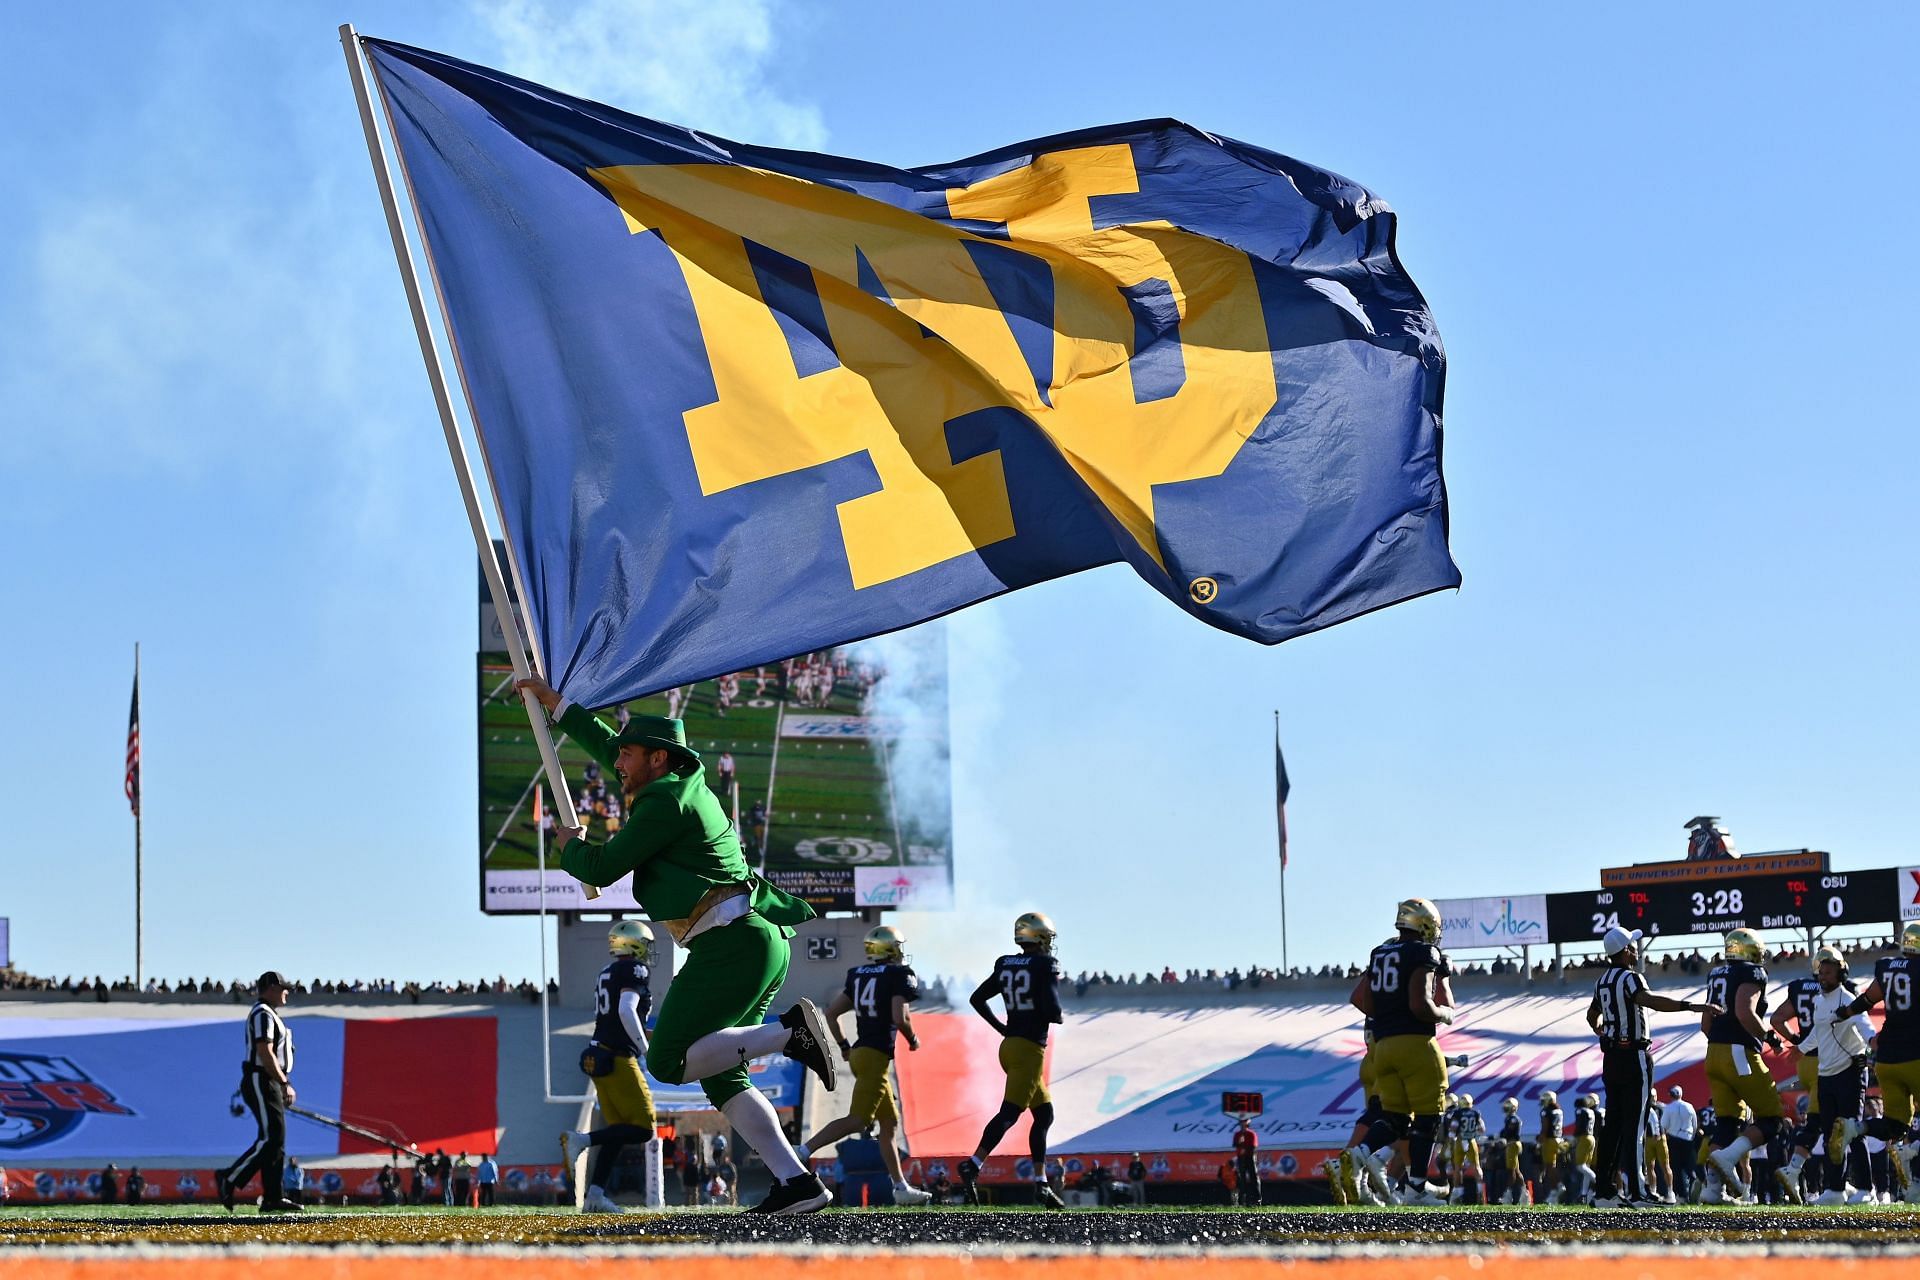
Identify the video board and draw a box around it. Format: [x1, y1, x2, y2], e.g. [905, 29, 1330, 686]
[478, 562, 953, 915]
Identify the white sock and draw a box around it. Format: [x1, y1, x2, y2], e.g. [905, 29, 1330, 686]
[1720, 1136, 1753, 1163]
[721, 1088, 806, 1181]
[682, 1023, 789, 1081]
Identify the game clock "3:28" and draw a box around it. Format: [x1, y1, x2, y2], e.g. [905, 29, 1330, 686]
[1545, 869, 1898, 943]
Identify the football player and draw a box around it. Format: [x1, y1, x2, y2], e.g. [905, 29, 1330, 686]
[1569, 1093, 1600, 1203]
[1338, 1020, 1392, 1205]
[795, 925, 933, 1205]
[1769, 949, 1833, 1202]
[1700, 929, 1786, 1203]
[1537, 1091, 1565, 1203]
[561, 921, 656, 1214]
[1497, 1097, 1526, 1204]
[958, 912, 1068, 1210]
[1448, 1093, 1485, 1204]
[1768, 952, 1827, 1201]
[1773, 945, 1876, 1203]
[1837, 921, 1920, 1200]
[1348, 898, 1457, 1206]
[1644, 1100, 1672, 1202]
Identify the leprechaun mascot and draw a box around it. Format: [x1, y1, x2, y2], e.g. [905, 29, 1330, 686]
[519, 676, 837, 1215]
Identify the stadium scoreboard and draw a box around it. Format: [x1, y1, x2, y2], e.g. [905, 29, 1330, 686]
[1545, 868, 1901, 943]
[1221, 1091, 1264, 1116]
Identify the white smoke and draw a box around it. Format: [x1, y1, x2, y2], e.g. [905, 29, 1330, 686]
[473, 0, 827, 149]
[854, 603, 1039, 996]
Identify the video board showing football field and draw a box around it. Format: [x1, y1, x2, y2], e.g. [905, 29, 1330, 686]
[479, 617, 953, 915]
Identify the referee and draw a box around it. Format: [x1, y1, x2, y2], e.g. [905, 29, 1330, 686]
[1586, 928, 1722, 1207]
[217, 971, 301, 1214]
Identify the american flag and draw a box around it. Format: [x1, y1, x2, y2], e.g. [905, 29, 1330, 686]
[125, 669, 141, 817]
[1274, 723, 1291, 869]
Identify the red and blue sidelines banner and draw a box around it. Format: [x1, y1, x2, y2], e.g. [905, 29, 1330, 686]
[0, 1015, 496, 1159]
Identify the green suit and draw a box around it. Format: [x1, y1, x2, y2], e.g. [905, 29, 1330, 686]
[556, 703, 801, 1105]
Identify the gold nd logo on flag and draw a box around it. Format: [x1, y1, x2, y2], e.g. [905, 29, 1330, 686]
[590, 147, 1277, 590]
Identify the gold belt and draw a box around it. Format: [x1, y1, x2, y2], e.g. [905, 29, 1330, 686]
[657, 882, 750, 943]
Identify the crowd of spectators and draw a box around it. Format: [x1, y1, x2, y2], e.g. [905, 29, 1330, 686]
[0, 969, 558, 1003]
[7, 936, 1908, 1007]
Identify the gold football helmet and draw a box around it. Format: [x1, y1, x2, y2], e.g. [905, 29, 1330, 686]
[864, 924, 906, 963]
[1581, 1093, 1600, 1110]
[1724, 928, 1767, 964]
[1540, 1091, 1558, 1107]
[1458, 1093, 1474, 1110]
[1014, 912, 1057, 953]
[1814, 943, 1847, 973]
[1902, 921, 1920, 956]
[1395, 898, 1442, 943]
[1503, 1098, 1520, 1114]
[1445, 1093, 1459, 1110]
[608, 919, 651, 961]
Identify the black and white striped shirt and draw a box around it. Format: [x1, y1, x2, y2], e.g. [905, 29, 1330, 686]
[1593, 965, 1648, 1042]
[245, 1002, 294, 1076]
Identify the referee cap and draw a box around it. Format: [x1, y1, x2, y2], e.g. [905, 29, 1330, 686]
[1602, 925, 1643, 957]
[256, 970, 289, 991]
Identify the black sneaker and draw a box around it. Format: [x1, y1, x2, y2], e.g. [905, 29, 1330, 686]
[779, 999, 838, 1091]
[748, 1172, 831, 1215]
[259, 1200, 305, 1214]
[217, 1171, 235, 1213]
[958, 1157, 981, 1206]
[1035, 1181, 1067, 1210]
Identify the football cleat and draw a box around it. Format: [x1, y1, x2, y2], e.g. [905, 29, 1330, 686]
[1707, 1150, 1749, 1199]
[1591, 1194, 1637, 1208]
[217, 1170, 236, 1214]
[1035, 1181, 1068, 1210]
[1724, 928, 1767, 964]
[1395, 898, 1442, 943]
[1397, 1183, 1448, 1207]
[608, 919, 652, 961]
[864, 924, 907, 963]
[1701, 1182, 1727, 1204]
[1013, 912, 1057, 952]
[1902, 920, 1920, 955]
[1812, 1187, 1847, 1206]
[958, 1156, 982, 1205]
[1831, 1117, 1864, 1150]
[258, 1199, 304, 1214]
[1846, 1188, 1875, 1205]
[779, 999, 838, 1092]
[581, 1187, 625, 1214]
[748, 1172, 832, 1215]
[1774, 1164, 1804, 1204]
[892, 1182, 933, 1206]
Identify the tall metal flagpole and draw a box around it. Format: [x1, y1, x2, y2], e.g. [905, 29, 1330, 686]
[134, 642, 142, 988]
[1275, 709, 1288, 975]
[337, 25, 598, 898]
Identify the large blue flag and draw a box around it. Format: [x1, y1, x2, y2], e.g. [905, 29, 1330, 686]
[364, 39, 1458, 708]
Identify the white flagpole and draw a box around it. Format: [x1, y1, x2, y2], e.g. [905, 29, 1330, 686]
[337, 24, 597, 898]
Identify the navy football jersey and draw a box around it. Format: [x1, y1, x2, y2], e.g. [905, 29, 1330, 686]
[1366, 938, 1453, 1039]
[1784, 976, 1822, 1037]
[592, 956, 651, 1056]
[1540, 1103, 1562, 1138]
[844, 962, 920, 1055]
[1704, 961, 1768, 1048]
[1501, 1115, 1521, 1143]
[1875, 955, 1919, 1063]
[1573, 1106, 1595, 1137]
[990, 953, 1063, 1044]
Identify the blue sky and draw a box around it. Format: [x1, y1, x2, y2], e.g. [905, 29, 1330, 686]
[2, 2, 1915, 989]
